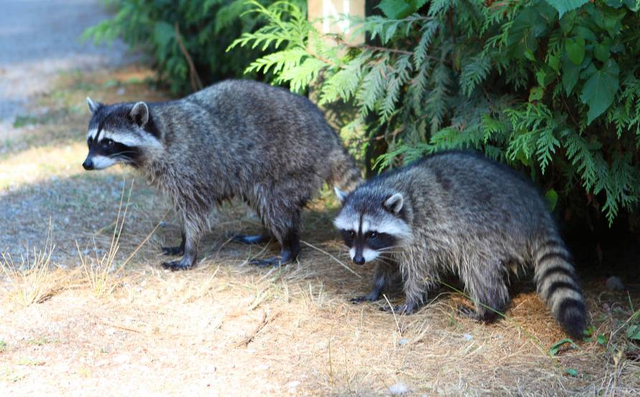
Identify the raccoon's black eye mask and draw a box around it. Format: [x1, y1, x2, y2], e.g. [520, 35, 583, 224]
[340, 229, 396, 250]
[365, 232, 397, 250]
[340, 229, 356, 247]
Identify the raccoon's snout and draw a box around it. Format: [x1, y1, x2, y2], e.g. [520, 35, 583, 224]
[82, 157, 94, 170]
[353, 255, 366, 265]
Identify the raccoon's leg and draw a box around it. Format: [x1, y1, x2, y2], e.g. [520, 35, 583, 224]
[351, 262, 398, 303]
[458, 258, 510, 322]
[162, 231, 185, 256]
[385, 258, 434, 315]
[161, 217, 202, 271]
[250, 207, 302, 267]
[250, 227, 300, 267]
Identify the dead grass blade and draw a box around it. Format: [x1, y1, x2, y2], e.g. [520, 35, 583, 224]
[301, 240, 361, 279]
[76, 178, 134, 298]
[0, 221, 61, 306]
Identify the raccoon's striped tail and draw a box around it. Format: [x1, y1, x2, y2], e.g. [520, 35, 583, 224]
[328, 147, 362, 193]
[532, 236, 587, 339]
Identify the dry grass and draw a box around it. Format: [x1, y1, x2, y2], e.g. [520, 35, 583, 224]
[75, 179, 135, 298]
[0, 66, 639, 396]
[0, 223, 66, 307]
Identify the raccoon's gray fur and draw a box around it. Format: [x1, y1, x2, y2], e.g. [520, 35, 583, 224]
[83, 80, 361, 270]
[334, 150, 587, 338]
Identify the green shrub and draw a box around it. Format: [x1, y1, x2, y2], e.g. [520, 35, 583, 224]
[84, 0, 304, 94]
[231, 0, 640, 225]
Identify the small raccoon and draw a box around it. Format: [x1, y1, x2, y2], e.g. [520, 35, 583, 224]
[334, 150, 587, 338]
[83, 80, 361, 270]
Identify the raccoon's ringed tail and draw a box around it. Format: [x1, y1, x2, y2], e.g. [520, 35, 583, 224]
[533, 238, 587, 339]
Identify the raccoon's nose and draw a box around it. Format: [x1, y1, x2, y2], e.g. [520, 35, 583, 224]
[82, 158, 94, 170]
[353, 255, 366, 265]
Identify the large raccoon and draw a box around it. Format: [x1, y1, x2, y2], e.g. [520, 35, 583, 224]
[82, 80, 361, 270]
[334, 150, 587, 338]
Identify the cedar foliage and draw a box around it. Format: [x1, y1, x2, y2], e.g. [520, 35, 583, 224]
[230, 0, 640, 225]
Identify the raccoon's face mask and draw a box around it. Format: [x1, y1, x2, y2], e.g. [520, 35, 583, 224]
[334, 189, 410, 265]
[83, 99, 150, 170]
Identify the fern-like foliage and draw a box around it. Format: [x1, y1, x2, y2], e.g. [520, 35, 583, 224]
[229, 0, 640, 225]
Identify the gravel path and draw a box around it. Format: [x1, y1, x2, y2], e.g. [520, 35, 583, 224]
[0, 0, 132, 134]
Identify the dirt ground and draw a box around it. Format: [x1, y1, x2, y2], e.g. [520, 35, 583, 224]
[0, 64, 639, 396]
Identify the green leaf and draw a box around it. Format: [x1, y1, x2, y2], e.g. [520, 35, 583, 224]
[562, 54, 580, 95]
[627, 325, 640, 340]
[378, 0, 427, 19]
[565, 37, 585, 65]
[549, 338, 578, 356]
[623, 0, 640, 12]
[524, 49, 536, 61]
[548, 55, 560, 71]
[545, 0, 589, 18]
[530, 86, 544, 102]
[153, 22, 175, 49]
[594, 42, 611, 62]
[545, 189, 559, 211]
[564, 368, 579, 377]
[605, 0, 624, 9]
[596, 334, 608, 345]
[580, 59, 620, 124]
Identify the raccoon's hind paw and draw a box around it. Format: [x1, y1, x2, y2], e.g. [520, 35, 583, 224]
[161, 260, 195, 271]
[161, 246, 185, 256]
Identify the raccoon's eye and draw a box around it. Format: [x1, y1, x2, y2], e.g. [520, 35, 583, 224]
[366, 231, 378, 239]
[103, 139, 114, 148]
[348, 230, 355, 238]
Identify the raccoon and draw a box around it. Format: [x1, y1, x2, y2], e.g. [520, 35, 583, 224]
[83, 80, 361, 270]
[334, 150, 587, 338]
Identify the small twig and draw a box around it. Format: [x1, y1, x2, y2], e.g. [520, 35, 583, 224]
[236, 311, 278, 347]
[99, 319, 144, 334]
[174, 23, 203, 92]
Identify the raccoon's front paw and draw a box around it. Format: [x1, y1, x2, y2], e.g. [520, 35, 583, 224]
[161, 259, 194, 271]
[161, 246, 185, 256]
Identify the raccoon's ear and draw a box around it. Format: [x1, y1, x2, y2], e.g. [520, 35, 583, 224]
[384, 193, 403, 214]
[129, 101, 149, 127]
[334, 187, 348, 204]
[86, 97, 102, 114]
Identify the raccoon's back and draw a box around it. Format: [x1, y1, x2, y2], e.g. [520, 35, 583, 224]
[153, 80, 359, 199]
[408, 151, 551, 234]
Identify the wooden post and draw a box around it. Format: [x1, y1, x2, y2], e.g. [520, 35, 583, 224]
[308, 0, 366, 45]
